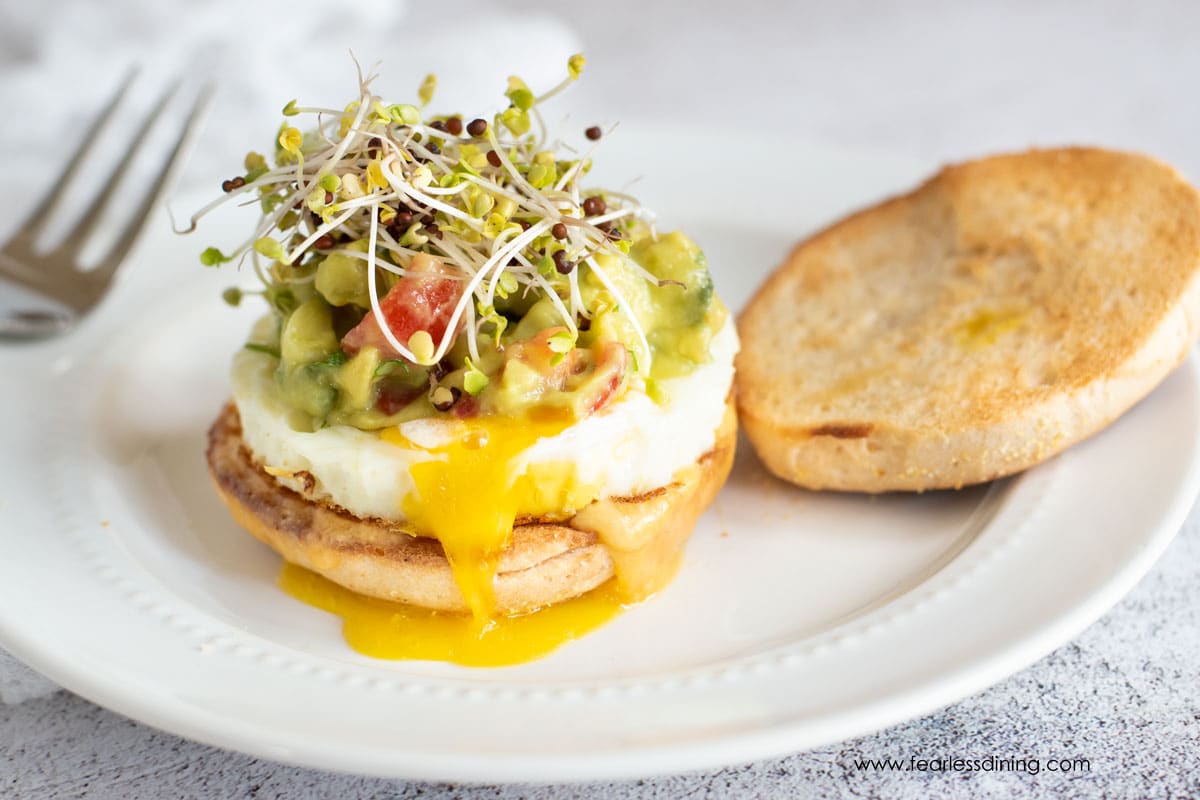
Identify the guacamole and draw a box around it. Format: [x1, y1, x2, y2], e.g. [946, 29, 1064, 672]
[199, 57, 725, 431]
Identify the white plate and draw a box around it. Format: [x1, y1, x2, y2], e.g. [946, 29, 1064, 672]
[2, 131, 1198, 783]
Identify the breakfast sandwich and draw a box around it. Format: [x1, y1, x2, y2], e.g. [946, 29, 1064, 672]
[190, 58, 736, 661]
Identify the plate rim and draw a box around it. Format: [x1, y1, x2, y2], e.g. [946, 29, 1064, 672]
[3, 140, 1199, 782]
[3, 348, 1196, 782]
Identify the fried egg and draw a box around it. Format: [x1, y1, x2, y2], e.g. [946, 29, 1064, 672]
[232, 317, 738, 523]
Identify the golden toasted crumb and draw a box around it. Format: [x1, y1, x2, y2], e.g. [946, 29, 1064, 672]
[737, 147, 1200, 492]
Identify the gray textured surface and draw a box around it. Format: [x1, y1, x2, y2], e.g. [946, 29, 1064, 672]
[5, 1, 1200, 797]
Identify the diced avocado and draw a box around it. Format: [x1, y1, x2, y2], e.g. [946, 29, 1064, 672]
[445, 331, 505, 377]
[510, 297, 569, 341]
[314, 240, 371, 307]
[630, 231, 722, 379]
[578, 250, 655, 347]
[280, 297, 340, 366]
[630, 231, 714, 328]
[276, 363, 338, 422]
[578, 233, 721, 380]
[493, 358, 546, 414]
[493, 284, 537, 318]
[491, 341, 627, 420]
[335, 346, 381, 411]
[584, 306, 642, 356]
[335, 394, 436, 428]
[258, 224, 725, 426]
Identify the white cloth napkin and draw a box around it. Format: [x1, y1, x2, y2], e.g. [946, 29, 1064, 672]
[0, 0, 582, 230]
[1, 0, 580, 704]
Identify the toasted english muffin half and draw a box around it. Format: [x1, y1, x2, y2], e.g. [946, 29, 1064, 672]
[206, 399, 736, 614]
[737, 147, 1200, 492]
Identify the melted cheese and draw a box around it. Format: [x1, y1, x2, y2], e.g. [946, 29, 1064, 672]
[571, 463, 701, 600]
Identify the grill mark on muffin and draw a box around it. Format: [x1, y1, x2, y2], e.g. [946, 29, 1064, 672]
[295, 470, 317, 493]
[609, 431, 729, 505]
[338, 537, 444, 562]
[612, 485, 670, 504]
[808, 422, 874, 439]
[208, 405, 314, 536]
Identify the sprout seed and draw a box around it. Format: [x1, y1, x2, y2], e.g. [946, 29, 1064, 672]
[431, 385, 461, 412]
[553, 250, 575, 275]
[193, 58, 660, 376]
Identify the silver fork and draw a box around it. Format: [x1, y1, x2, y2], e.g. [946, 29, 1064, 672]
[0, 72, 212, 339]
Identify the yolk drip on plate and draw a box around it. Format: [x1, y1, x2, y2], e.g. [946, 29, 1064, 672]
[279, 562, 625, 666]
[279, 413, 667, 666]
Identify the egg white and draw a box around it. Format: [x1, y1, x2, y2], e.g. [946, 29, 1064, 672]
[232, 316, 738, 521]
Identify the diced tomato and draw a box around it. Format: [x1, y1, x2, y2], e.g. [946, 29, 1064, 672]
[341, 253, 463, 360]
[584, 341, 627, 415]
[453, 395, 480, 419]
[502, 329, 628, 417]
[375, 382, 423, 415]
[504, 327, 581, 385]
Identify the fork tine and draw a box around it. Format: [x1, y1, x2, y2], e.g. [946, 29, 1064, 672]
[56, 79, 186, 263]
[90, 84, 214, 278]
[6, 67, 139, 249]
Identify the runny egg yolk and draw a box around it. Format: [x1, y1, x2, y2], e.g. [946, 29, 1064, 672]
[280, 413, 659, 666]
[386, 414, 590, 621]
